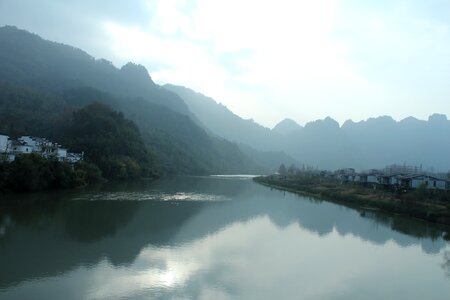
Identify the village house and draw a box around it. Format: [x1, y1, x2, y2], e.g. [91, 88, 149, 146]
[367, 174, 379, 184]
[337, 164, 450, 190]
[0, 134, 83, 163]
[380, 174, 398, 186]
[397, 174, 447, 190]
[335, 168, 356, 182]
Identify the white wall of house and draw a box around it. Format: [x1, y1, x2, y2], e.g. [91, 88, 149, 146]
[411, 178, 425, 189]
[367, 175, 378, 183]
[57, 148, 67, 161]
[389, 176, 397, 185]
[12, 145, 32, 154]
[426, 178, 447, 190]
[0, 135, 8, 152]
[411, 176, 442, 189]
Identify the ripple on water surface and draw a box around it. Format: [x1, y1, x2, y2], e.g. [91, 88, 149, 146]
[72, 191, 231, 202]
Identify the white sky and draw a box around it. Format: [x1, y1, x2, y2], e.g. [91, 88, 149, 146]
[1, 0, 450, 127]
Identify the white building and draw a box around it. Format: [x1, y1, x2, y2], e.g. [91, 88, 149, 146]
[1, 135, 81, 164]
[56, 148, 67, 161]
[0, 134, 9, 153]
[66, 152, 83, 163]
[367, 174, 379, 184]
[11, 140, 33, 154]
[410, 175, 447, 190]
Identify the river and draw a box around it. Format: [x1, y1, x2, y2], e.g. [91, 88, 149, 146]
[0, 176, 449, 299]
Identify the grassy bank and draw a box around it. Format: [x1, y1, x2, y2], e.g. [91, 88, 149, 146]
[254, 175, 450, 226]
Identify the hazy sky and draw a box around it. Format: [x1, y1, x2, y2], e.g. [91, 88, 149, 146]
[1, 0, 450, 127]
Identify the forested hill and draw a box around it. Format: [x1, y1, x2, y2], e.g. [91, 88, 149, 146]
[0, 26, 264, 176]
[0, 26, 189, 116]
[164, 84, 285, 152]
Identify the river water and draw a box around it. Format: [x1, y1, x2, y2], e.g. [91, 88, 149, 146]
[0, 176, 449, 300]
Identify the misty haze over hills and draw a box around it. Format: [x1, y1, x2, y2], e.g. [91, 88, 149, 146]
[0, 26, 264, 175]
[0, 26, 296, 174]
[166, 84, 450, 172]
[164, 84, 285, 152]
[1, 26, 450, 173]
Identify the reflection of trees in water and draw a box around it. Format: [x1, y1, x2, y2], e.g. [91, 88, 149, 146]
[0, 193, 63, 226]
[443, 251, 450, 277]
[63, 201, 139, 243]
[265, 194, 450, 254]
[0, 198, 208, 288]
[362, 210, 445, 240]
[2, 178, 450, 289]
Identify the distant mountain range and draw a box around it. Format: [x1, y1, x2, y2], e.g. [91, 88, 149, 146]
[166, 84, 450, 172]
[1, 25, 449, 173]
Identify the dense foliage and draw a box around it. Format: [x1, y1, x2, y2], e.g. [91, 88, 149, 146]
[0, 82, 160, 182]
[59, 102, 157, 180]
[0, 154, 102, 192]
[0, 82, 63, 137]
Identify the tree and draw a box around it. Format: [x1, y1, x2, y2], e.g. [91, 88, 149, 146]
[278, 163, 287, 175]
[414, 182, 428, 201]
[60, 102, 154, 180]
[288, 164, 297, 175]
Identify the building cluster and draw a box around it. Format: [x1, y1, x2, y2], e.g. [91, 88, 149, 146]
[0, 134, 83, 163]
[334, 165, 449, 190]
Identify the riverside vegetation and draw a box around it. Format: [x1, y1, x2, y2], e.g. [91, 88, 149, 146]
[0, 100, 153, 192]
[254, 173, 450, 225]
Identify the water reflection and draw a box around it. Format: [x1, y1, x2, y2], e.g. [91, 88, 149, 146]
[444, 251, 450, 277]
[0, 176, 449, 299]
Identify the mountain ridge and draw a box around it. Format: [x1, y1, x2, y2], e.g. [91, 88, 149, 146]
[0, 26, 266, 175]
[2, 25, 450, 172]
[166, 81, 450, 171]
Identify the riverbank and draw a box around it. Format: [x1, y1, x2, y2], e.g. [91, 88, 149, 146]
[254, 176, 450, 226]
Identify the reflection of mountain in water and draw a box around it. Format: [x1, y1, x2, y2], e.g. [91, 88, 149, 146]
[0, 177, 449, 288]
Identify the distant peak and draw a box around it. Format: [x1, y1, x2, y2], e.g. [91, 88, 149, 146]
[401, 116, 418, 121]
[324, 116, 339, 124]
[0, 25, 18, 31]
[120, 62, 154, 85]
[342, 119, 355, 128]
[275, 118, 300, 127]
[428, 113, 447, 123]
[121, 62, 148, 74]
[0, 25, 42, 41]
[374, 115, 395, 122]
[399, 116, 420, 124]
[273, 118, 302, 135]
[0, 25, 23, 33]
[305, 116, 339, 130]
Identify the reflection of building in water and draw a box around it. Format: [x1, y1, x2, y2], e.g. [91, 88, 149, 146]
[0, 134, 83, 163]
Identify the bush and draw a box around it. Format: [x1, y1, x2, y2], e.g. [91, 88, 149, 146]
[0, 154, 90, 192]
